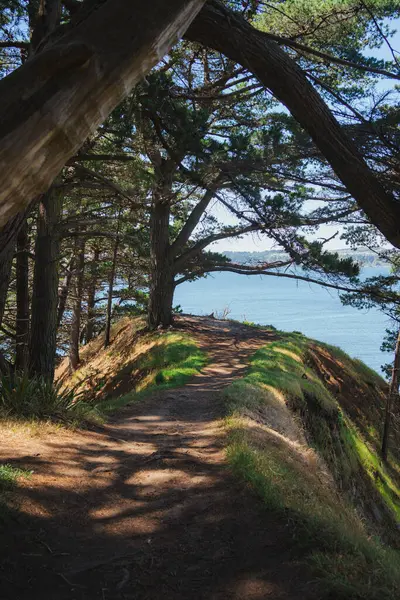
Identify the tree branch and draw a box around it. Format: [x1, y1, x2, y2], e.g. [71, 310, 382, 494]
[73, 165, 142, 207]
[0, 41, 29, 49]
[170, 187, 216, 258]
[260, 31, 400, 81]
[187, 1, 400, 248]
[176, 262, 399, 304]
[174, 224, 262, 270]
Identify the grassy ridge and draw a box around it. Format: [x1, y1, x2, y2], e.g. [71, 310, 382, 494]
[224, 332, 400, 599]
[98, 332, 207, 412]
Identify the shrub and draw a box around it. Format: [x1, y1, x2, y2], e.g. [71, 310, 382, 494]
[0, 371, 99, 423]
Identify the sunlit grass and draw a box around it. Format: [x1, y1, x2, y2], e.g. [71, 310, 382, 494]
[0, 463, 32, 521]
[343, 420, 400, 523]
[223, 333, 400, 599]
[98, 332, 207, 413]
[0, 463, 31, 491]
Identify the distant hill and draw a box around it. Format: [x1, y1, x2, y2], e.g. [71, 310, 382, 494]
[222, 248, 386, 267]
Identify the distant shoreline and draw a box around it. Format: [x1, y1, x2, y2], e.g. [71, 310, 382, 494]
[222, 249, 386, 267]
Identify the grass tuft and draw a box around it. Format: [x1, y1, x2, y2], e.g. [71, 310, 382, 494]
[0, 371, 102, 426]
[0, 463, 31, 491]
[0, 463, 32, 521]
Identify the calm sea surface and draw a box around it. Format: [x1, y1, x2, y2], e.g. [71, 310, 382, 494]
[174, 267, 391, 375]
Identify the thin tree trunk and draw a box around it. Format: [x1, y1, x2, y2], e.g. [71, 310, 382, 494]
[0, 242, 14, 330]
[15, 222, 30, 371]
[57, 257, 74, 328]
[148, 197, 174, 329]
[104, 240, 119, 348]
[29, 189, 62, 380]
[0, 0, 206, 227]
[86, 247, 100, 343]
[382, 329, 400, 461]
[0, 202, 37, 327]
[69, 236, 85, 372]
[187, 1, 400, 249]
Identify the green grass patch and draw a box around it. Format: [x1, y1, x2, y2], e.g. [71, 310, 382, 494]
[244, 337, 337, 416]
[223, 333, 400, 599]
[343, 420, 400, 523]
[98, 332, 207, 413]
[0, 463, 32, 521]
[241, 335, 399, 523]
[0, 463, 31, 492]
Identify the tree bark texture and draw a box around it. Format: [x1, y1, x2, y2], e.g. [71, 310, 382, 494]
[104, 239, 119, 348]
[187, 1, 400, 249]
[148, 198, 175, 329]
[382, 329, 400, 461]
[69, 236, 85, 372]
[86, 247, 100, 343]
[29, 189, 62, 380]
[15, 222, 30, 371]
[31, 0, 62, 50]
[0, 201, 37, 329]
[0, 0, 206, 227]
[0, 240, 14, 330]
[57, 257, 74, 328]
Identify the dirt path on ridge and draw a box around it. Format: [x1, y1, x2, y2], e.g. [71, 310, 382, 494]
[0, 317, 316, 600]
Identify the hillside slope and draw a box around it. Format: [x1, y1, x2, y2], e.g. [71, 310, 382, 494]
[224, 331, 400, 534]
[57, 316, 400, 536]
[0, 316, 399, 599]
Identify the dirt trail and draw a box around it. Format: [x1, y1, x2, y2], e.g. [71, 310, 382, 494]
[0, 317, 315, 600]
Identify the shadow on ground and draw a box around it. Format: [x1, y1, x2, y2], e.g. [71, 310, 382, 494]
[0, 318, 315, 600]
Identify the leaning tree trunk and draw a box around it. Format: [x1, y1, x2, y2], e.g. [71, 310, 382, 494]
[86, 247, 100, 343]
[29, 189, 62, 380]
[148, 198, 175, 330]
[382, 329, 400, 461]
[69, 236, 85, 372]
[0, 0, 206, 228]
[186, 1, 400, 249]
[15, 222, 30, 371]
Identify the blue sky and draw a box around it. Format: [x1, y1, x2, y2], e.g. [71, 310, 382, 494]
[211, 18, 400, 253]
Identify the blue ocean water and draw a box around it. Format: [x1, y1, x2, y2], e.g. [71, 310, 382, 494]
[174, 267, 392, 375]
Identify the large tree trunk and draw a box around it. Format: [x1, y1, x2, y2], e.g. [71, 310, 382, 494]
[187, 1, 400, 249]
[0, 0, 206, 227]
[382, 329, 400, 461]
[148, 198, 175, 329]
[15, 222, 30, 371]
[29, 189, 62, 380]
[69, 236, 85, 372]
[86, 247, 100, 343]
